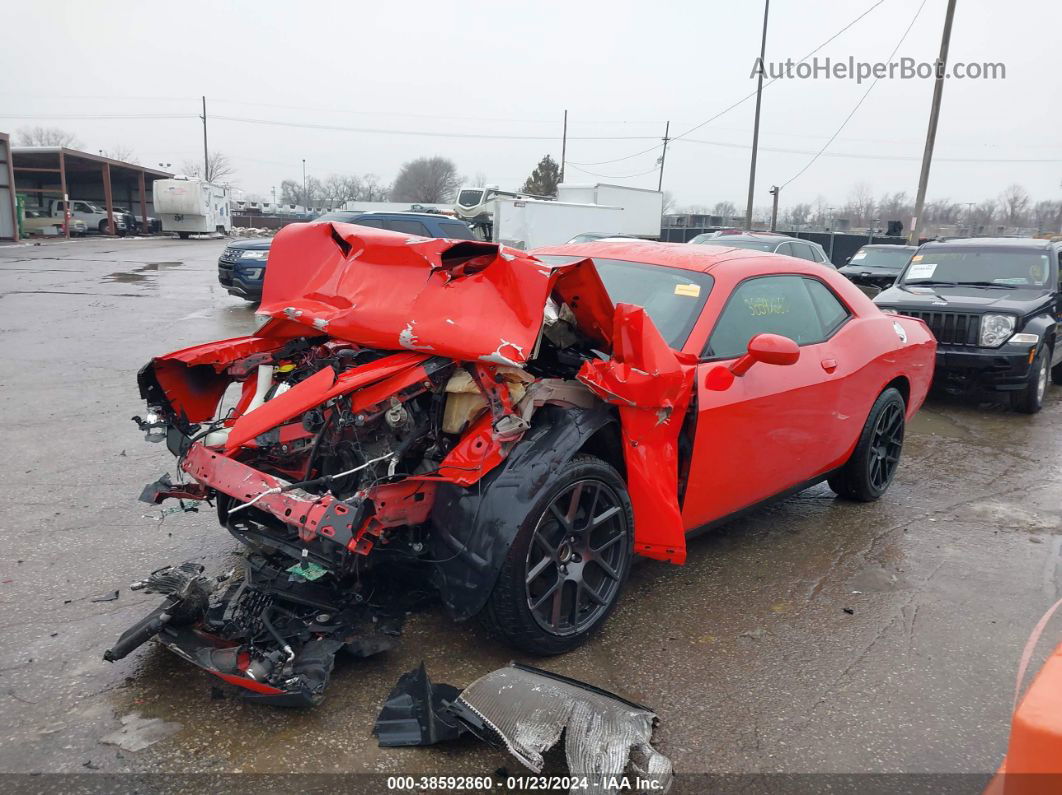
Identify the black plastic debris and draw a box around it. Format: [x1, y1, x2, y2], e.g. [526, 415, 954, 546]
[373, 663, 464, 747]
[374, 663, 673, 795]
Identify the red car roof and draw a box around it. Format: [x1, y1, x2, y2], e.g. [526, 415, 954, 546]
[531, 240, 768, 274]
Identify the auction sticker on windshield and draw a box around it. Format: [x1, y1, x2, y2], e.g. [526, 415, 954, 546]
[907, 261, 937, 280]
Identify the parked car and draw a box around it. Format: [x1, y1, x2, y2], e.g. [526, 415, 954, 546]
[47, 199, 126, 235]
[689, 231, 834, 266]
[874, 237, 1062, 413]
[112, 207, 162, 234]
[839, 244, 917, 291]
[113, 233, 933, 705]
[23, 209, 87, 237]
[217, 211, 476, 301]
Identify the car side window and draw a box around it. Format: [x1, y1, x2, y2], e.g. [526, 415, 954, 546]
[353, 218, 385, 229]
[438, 221, 475, 240]
[789, 241, 817, 261]
[383, 219, 431, 236]
[774, 242, 793, 256]
[706, 275, 830, 359]
[804, 278, 850, 335]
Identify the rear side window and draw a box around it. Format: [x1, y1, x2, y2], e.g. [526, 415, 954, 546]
[788, 241, 818, 261]
[353, 218, 385, 229]
[438, 221, 475, 240]
[383, 219, 431, 236]
[706, 275, 847, 359]
[804, 278, 850, 334]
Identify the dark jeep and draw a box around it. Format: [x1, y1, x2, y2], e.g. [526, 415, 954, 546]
[874, 237, 1062, 413]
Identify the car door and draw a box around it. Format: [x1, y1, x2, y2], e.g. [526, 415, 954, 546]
[680, 274, 852, 529]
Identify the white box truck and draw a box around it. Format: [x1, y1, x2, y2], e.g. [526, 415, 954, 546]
[555, 183, 663, 238]
[492, 197, 624, 251]
[153, 177, 232, 238]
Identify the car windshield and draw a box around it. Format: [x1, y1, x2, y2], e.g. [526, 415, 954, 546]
[536, 255, 714, 348]
[901, 247, 1053, 287]
[849, 247, 913, 270]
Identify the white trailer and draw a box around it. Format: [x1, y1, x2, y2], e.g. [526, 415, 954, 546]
[555, 183, 663, 238]
[153, 177, 232, 238]
[492, 197, 624, 251]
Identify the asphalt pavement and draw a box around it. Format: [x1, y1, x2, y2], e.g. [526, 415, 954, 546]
[1, 236, 1059, 785]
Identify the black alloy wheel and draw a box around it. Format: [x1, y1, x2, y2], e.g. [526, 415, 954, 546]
[524, 479, 627, 638]
[867, 401, 904, 492]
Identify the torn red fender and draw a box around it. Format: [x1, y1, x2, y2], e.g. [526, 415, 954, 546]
[147, 336, 290, 422]
[577, 304, 696, 564]
[257, 222, 611, 366]
[224, 352, 430, 451]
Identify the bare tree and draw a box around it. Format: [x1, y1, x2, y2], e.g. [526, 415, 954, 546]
[181, 152, 236, 185]
[361, 174, 390, 202]
[16, 126, 81, 148]
[876, 191, 911, 224]
[101, 144, 138, 164]
[999, 184, 1031, 227]
[391, 156, 461, 203]
[784, 202, 812, 227]
[1032, 200, 1062, 234]
[846, 182, 876, 226]
[969, 199, 998, 232]
[472, 172, 487, 188]
[712, 201, 738, 220]
[924, 199, 960, 225]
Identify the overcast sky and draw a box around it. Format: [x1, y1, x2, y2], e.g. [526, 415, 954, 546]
[2, 0, 1059, 212]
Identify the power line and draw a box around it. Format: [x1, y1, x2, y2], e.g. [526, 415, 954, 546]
[674, 135, 1061, 164]
[780, 0, 928, 188]
[571, 0, 886, 168]
[209, 114, 660, 142]
[566, 163, 661, 180]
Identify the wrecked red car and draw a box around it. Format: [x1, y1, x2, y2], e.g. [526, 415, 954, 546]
[107, 224, 935, 706]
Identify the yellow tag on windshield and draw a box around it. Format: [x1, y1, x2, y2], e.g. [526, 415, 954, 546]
[674, 283, 701, 297]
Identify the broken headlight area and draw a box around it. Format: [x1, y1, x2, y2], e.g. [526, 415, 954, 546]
[374, 663, 673, 795]
[105, 556, 416, 707]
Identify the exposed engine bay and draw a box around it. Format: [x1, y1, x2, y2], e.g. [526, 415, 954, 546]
[107, 222, 695, 705]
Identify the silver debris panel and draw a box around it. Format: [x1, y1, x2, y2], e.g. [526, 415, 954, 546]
[454, 664, 672, 794]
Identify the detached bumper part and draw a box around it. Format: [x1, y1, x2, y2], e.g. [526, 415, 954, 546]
[375, 663, 673, 795]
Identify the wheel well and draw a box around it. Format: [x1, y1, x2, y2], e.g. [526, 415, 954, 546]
[579, 423, 626, 481]
[883, 375, 910, 407]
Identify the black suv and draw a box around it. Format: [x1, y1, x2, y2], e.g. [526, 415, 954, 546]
[874, 237, 1062, 413]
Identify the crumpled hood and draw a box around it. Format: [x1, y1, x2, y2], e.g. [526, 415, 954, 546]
[257, 221, 614, 365]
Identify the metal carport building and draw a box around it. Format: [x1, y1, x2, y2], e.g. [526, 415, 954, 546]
[11, 147, 172, 237]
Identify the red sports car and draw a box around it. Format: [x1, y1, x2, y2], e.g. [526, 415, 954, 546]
[108, 226, 935, 705]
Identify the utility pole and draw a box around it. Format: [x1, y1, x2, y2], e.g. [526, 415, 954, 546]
[560, 109, 568, 184]
[657, 121, 671, 192]
[769, 185, 780, 231]
[908, 0, 958, 245]
[201, 96, 209, 182]
[302, 159, 307, 210]
[827, 207, 836, 260]
[744, 0, 770, 230]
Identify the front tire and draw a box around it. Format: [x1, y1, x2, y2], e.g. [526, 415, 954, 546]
[479, 455, 633, 655]
[1013, 348, 1048, 414]
[829, 388, 906, 502]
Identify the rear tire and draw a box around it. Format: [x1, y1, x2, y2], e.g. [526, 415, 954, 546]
[828, 387, 906, 502]
[479, 455, 633, 655]
[177, 232, 191, 240]
[1013, 348, 1048, 414]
